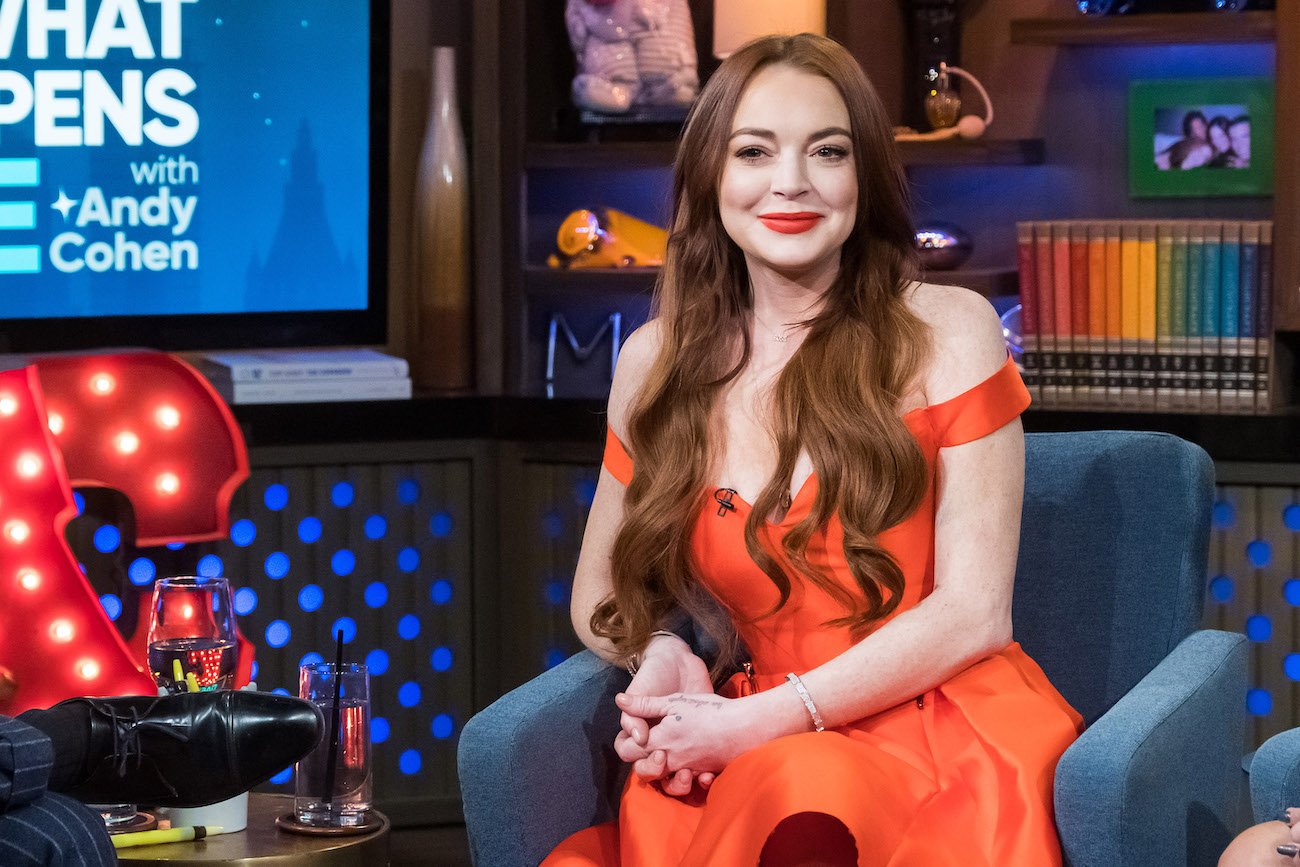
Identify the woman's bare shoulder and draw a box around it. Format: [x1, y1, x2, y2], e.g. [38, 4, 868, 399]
[903, 281, 1007, 404]
[608, 318, 665, 437]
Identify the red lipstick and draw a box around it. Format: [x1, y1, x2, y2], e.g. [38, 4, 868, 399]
[759, 212, 823, 234]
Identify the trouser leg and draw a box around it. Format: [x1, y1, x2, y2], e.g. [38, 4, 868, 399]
[0, 791, 116, 867]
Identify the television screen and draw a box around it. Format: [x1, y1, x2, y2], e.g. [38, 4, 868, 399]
[0, 0, 386, 350]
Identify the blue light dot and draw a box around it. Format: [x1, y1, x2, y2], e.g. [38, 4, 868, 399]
[301, 651, 324, 668]
[264, 483, 289, 511]
[1286, 579, 1300, 606]
[1211, 500, 1236, 530]
[365, 648, 389, 675]
[197, 554, 223, 578]
[1285, 655, 1300, 681]
[234, 587, 258, 615]
[364, 515, 387, 540]
[78, 563, 86, 575]
[542, 511, 563, 539]
[298, 584, 323, 612]
[166, 542, 185, 551]
[264, 117, 272, 126]
[364, 582, 389, 608]
[271, 687, 290, 697]
[371, 717, 390, 743]
[300, 18, 308, 27]
[1209, 575, 1234, 603]
[398, 681, 421, 707]
[250, 661, 259, 680]
[399, 749, 421, 775]
[265, 620, 291, 648]
[431, 580, 452, 605]
[73, 491, 85, 513]
[1286, 504, 1300, 532]
[431, 647, 453, 672]
[430, 512, 453, 538]
[545, 580, 568, 607]
[332, 549, 356, 576]
[265, 552, 290, 579]
[128, 557, 157, 587]
[1246, 614, 1273, 642]
[397, 479, 420, 504]
[1247, 688, 1273, 716]
[332, 617, 357, 644]
[397, 547, 419, 573]
[100, 594, 122, 621]
[93, 524, 120, 553]
[298, 517, 322, 544]
[1248, 540, 1273, 568]
[575, 478, 597, 507]
[269, 767, 292, 785]
[230, 519, 256, 547]
[545, 648, 567, 669]
[432, 714, 455, 739]
[398, 615, 420, 640]
[332, 482, 354, 508]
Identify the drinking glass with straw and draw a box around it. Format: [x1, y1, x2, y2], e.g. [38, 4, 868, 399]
[295, 632, 373, 826]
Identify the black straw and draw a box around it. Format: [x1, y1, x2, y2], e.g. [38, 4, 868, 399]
[322, 630, 344, 813]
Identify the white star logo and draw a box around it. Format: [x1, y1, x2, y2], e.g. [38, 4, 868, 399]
[51, 188, 78, 221]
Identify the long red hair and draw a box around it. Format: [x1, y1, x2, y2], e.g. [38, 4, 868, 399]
[592, 34, 931, 679]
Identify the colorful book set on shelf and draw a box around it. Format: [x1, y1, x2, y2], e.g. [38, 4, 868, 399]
[1016, 219, 1274, 415]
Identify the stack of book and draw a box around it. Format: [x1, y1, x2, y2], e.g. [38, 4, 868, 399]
[196, 349, 412, 404]
[1016, 219, 1273, 414]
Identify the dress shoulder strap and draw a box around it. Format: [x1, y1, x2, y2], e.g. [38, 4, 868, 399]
[926, 354, 1031, 448]
[603, 426, 634, 485]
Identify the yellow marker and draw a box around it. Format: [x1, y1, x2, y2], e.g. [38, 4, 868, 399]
[172, 658, 184, 686]
[185, 671, 200, 693]
[111, 825, 222, 849]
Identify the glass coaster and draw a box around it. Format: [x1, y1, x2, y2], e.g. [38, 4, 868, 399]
[105, 812, 158, 834]
[276, 812, 380, 837]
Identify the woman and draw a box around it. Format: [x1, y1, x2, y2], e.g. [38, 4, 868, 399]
[1207, 116, 1235, 168]
[546, 34, 1082, 866]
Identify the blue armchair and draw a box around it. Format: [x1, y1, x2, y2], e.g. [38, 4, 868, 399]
[459, 431, 1247, 867]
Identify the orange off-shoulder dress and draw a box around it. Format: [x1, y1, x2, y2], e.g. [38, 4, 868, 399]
[543, 355, 1083, 866]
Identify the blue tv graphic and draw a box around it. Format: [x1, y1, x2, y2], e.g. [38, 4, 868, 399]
[0, 0, 370, 318]
[0, 158, 41, 274]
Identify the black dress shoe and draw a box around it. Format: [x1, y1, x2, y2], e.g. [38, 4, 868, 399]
[59, 691, 324, 807]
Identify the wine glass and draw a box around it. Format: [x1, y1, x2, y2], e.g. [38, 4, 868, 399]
[147, 576, 238, 694]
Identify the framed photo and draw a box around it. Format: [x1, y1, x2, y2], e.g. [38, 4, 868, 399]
[1128, 78, 1273, 198]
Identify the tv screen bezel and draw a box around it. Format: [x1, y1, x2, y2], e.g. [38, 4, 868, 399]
[0, 0, 391, 353]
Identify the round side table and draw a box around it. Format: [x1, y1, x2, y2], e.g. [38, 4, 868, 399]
[116, 793, 390, 866]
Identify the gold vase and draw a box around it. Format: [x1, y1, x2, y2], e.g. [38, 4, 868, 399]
[411, 46, 472, 391]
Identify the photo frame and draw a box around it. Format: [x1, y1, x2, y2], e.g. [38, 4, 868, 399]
[1128, 78, 1273, 198]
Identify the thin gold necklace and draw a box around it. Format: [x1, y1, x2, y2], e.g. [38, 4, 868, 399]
[752, 311, 796, 343]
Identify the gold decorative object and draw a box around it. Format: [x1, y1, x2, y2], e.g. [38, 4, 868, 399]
[546, 208, 667, 269]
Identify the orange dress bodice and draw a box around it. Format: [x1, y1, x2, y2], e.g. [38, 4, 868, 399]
[543, 355, 1083, 867]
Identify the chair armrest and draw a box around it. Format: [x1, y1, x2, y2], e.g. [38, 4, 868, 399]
[458, 650, 628, 867]
[1053, 629, 1247, 867]
[1250, 728, 1300, 823]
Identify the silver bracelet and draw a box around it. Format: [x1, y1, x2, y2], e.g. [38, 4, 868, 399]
[786, 672, 826, 732]
[625, 629, 684, 676]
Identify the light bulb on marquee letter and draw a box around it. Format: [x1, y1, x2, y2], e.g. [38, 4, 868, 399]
[15, 453, 42, 478]
[155, 405, 181, 430]
[4, 521, 30, 544]
[18, 568, 40, 591]
[49, 620, 75, 643]
[156, 472, 180, 496]
[115, 432, 140, 455]
[77, 659, 101, 681]
[0, 396, 16, 416]
[89, 373, 116, 395]
[47, 412, 64, 435]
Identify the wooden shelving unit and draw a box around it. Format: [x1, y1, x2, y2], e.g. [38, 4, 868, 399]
[1010, 11, 1275, 46]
